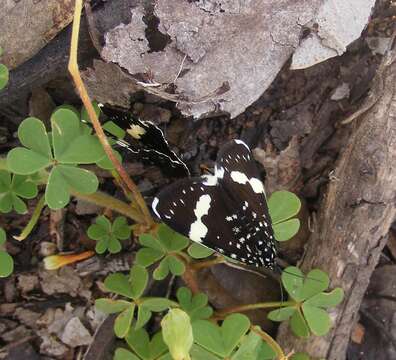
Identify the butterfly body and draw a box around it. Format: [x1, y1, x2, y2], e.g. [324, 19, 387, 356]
[152, 139, 278, 269]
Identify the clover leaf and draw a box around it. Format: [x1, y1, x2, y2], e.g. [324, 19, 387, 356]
[290, 353, 310, 360]
[231, 329, 276, 360]
[136, 224, 189, 280]
[176, 287, 213, 322]
[7, 111, 105, 209]
[96, 272, 143, 338]
[187, 243, 215, 259]
[119, 328, 169, 360]
[153, 255, 185, 280]
[267, 266, 344, 337]
[0, 48, 9, 90]
[88, 215, 131, 254]
[268, 191, 301, 241]
[96, 270, 175, 338]
[192, 314, 250, 358]
[0, 171, 38, 214]
[0, 228, 14, 277]
[0, 63, 9, 90]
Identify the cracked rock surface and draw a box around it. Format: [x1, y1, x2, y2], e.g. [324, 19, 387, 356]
[101, 0, 322, 119]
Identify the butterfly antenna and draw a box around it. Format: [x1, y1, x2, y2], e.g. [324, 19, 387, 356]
[279, 267, 324, 283]
[273, 264, 285, 317]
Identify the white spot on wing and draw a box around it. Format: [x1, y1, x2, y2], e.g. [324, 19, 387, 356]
[152, 197, 161, 218]
[188, 195, 211, 243]
[202, 166, 225, 186]
[234, 139, 250, 150]
[230, 171, 265, 194]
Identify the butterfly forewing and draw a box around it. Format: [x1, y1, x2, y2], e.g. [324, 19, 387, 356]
[152, 139, 277, 269]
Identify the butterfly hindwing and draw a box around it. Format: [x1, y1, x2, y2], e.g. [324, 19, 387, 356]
[153, 139, 277, 269]
[152, 178, 238, 256]
[216, 140, 276, 267]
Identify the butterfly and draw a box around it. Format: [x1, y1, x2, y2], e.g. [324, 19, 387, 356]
[152, 139, 278, 269]
[100, 106, 190, 178]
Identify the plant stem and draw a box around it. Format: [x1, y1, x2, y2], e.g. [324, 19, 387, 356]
[68, 0, 154, 228]
[250, 326, 286, 360]
[182, 266, 201, 295]
[70, 190, 144, 223]
[191, 257, 225, 270]
[216, 301, 296, 317]
[13, 195, 46, 241]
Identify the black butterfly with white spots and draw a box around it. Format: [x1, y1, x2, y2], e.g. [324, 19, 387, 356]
[152, 139, 277, 269]
[101, 106, 190, 178]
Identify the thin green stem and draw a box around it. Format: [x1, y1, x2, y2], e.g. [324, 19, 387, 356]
[250, 326, 286, 360]
[174, 251, 191, 264]
[13, 195, 46, 241]
[216, 301, 296, 317]
[71, 190, 145, 223]
[191, 257, 225, 270]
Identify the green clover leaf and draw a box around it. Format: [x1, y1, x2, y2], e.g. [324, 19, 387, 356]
[153, 255, 186, 280]
[7, 111, 105, 209]
[115, 303, 136, 338]
[114, 348, 140, 360]
[95, 299, 131, 314]
[7, 117, 52, 175]
[97, 270, 152, 338]
[192, 314, 250, 358]
[0, 228, 14, 278]
[176, 287, 213, 322]
[124, 328, 168, 360]
[187, 243, 214, 259]
[268, 266, 344, 338]
[0, 170, 38, 214]
[156, 224, 190, 252]
[231, 329, 276, 360]
[268, 191, 301, 242]
[104, 273, 135, 299]
[136, 224, 189, 279]
[88, 215, 131, 254]
[0, 63, 9, 90]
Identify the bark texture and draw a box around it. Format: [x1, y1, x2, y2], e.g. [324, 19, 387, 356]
[276, 51, 396, 359]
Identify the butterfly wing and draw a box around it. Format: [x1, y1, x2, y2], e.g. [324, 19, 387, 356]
[152, 178, 246, 258]
[101, 106, 189, 177]
[215, 140, 277, 268]
[153, 140, 277, 269]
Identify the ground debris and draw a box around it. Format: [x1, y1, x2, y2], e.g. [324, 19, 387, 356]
[60, 317, 92, 347]
[39, 266, 91, 298]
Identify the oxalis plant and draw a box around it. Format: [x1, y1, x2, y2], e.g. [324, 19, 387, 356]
[0, 1, 345, 359]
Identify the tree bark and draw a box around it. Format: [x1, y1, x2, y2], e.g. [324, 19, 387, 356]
[276, 49, 396, 359]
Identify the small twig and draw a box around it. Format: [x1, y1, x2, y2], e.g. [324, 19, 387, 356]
[173, 54, 187, 83]
[50, 208, 66, 251]
[68, 0, 154, 228]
